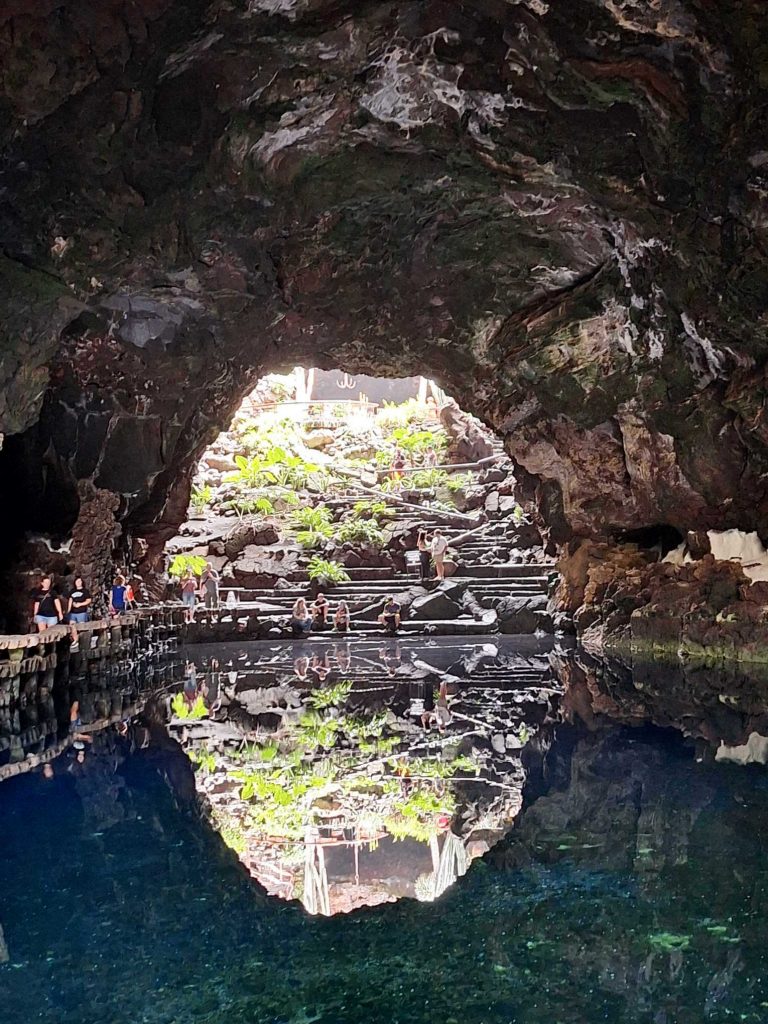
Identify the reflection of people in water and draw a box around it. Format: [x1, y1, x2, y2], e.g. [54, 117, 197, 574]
[421, 680, 453, 733]
[69, 700, 94, 745]
[379, 642, 402, 677]
[183, 662, 198, 708]
[294, 656, 309, 681]
[334, 643, 351, 674]
[310, 650, 332, 683]
[205, 657, 222, 717]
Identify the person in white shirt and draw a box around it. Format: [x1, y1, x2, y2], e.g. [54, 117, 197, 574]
[430, 529, 449, 580]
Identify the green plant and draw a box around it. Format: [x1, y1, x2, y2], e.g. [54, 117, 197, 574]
[387, 427, 448, 458]
[224, 495, 275, 518]
[410, 468, 449, 490]
[376, 399, 430, 431]
[171, 693, 208, 720]
[445, 473, 471, 493]
[190, 483, 212, 511]
[307, 556, 350, 585]
[292, 505, 334, 549]
[352, 500, 395, 521]
[334, 518, 385, 547]
[291, 505, 333, 531]
[188, 748, 217, 773]
[168, 554, 207, 579]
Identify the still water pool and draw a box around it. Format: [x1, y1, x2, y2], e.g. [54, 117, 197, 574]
[1, 645, 767, 1023]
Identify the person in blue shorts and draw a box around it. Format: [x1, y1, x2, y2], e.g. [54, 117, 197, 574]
[32, 576, 64, 632]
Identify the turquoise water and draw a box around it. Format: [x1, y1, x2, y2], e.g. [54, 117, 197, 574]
[2, 722, 767, 1023]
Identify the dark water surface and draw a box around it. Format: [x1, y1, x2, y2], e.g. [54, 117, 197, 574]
[1, 644, 768, 1023]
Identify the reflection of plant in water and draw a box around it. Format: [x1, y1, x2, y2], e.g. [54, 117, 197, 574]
[649, 932, 691, 953]
[384, 789, 456, 843]
[188, 748, 217, 773]
[171, 693, 208, 720]
[191, 684, 479, 850]
[306, 680, 353, 709]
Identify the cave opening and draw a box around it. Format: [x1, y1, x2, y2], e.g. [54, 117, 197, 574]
[160, 364, 546, 625]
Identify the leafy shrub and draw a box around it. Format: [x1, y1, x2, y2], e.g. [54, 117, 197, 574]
[307, 556, 350, 585]
[352, 500, 395, 521]
[335, 518, 385, 546]
[445, 472, 472, 492]
[376, 399, 429, 431]
[190, 483, 212, 511]
[306, 680, 353, 709]
[292, 505, 334, 548]
[169, 554, 207, 578]
[387, 427, 448, 458]
[410, 468, 449, 490]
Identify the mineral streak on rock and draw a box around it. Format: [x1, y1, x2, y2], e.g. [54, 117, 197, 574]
[0, 0, 767, 572]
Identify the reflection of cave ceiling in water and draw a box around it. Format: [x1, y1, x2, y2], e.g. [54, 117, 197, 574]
[171, 637, 562, 914]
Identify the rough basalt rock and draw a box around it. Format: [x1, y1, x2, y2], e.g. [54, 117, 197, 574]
[1, 0, 768, 618]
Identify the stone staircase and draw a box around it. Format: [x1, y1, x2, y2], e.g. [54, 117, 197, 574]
[181, 449, 558, 641]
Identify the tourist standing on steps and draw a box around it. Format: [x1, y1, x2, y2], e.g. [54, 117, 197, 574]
[417, 530, 432, 580]
[32, 576, 64, 631]
[334, 599, 350, 633]
[291, 597, 313, 638]
[180, 574, 197, 623]
[378, 595, 401, 635]
[110, 575, 128, 617]
[311, 592, 330, 628]
[431, 529, 449, 581]
[199, 562, 220, 612]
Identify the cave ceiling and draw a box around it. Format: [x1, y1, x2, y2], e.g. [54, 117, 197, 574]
[1, 0, 768, 550]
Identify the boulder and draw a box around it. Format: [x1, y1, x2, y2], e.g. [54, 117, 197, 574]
[303, 429, 334, 450]
[410, 590, 462, 620]
[204, 455, 237, 472]
[356, 585, 428, 621]
[231, 544, 301, 588]
[224, 521, 280, 560]
[497, 594, 551, 633]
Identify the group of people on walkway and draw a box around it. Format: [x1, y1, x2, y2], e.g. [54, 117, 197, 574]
[31, 573, 136, 633]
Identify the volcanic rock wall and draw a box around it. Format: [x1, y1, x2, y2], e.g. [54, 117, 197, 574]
[1, 0, 768, 620]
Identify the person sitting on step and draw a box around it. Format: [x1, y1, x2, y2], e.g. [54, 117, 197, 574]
[291, 597, 313, 638]
[378, 595, 401, 635]
[334, 599, 350, 633]
[311, 592, 330, 629]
